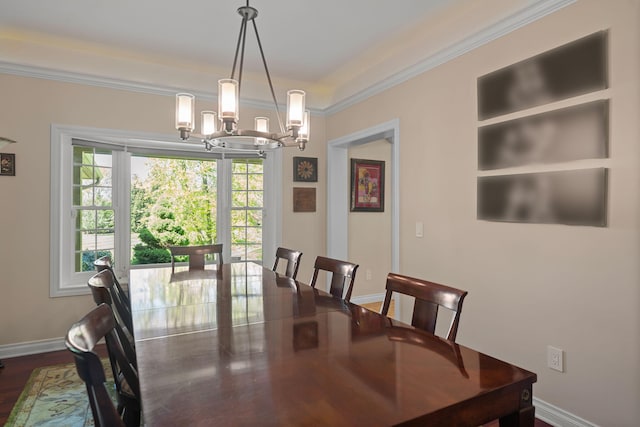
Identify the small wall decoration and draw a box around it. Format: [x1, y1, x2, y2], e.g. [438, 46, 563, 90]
[293, 156, 318, 182]
[477, 31, 608, 120]
[477, 168, 607, 227]
[478, 100, 609, 170]
[293, 187, 316, 212]
[350, 158, 385, 212]
[0, 153, 15, 176]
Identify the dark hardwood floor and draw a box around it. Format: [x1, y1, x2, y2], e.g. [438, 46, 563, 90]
[0, 348, 552, 426]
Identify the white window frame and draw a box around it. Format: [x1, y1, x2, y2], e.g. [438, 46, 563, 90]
[50, 124, 282, 297]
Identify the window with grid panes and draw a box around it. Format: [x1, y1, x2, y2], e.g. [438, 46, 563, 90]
[72, 146, 115, 272]
[231, 159, 263, 262]
[51, 126, 279, 297]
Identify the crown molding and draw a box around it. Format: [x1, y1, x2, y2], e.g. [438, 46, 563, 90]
[323, 0, 576, 115]
[0, 60, 180, 97]
[0, 60, 326, 115]
[0, 0, 574, 117]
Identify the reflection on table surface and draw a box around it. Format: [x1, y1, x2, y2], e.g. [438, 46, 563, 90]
[129, 262, 349, 340]
[130, 262, 536, 426]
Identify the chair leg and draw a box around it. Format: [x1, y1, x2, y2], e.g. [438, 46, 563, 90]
[122, 405, 141, 427]
[0, 360, 4, 368]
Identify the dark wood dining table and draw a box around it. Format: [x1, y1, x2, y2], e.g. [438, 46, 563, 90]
[129, 262, 536, 426]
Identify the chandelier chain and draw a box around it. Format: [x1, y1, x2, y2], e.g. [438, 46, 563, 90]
[237, 16, 249, 96]
[252, 19, 286, 134]
[230, 17, 246, 81]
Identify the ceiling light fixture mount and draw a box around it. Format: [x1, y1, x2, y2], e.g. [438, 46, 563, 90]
[175, 1, 310, 153]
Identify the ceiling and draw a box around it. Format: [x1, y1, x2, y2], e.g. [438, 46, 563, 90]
[1, 0, 453, 80]
[0, 0, 563, 109]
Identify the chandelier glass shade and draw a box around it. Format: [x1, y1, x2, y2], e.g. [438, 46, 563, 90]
[175, 1, 310, 153]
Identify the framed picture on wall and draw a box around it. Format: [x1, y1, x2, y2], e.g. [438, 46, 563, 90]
[293, 157, 318, 182]
[0, 153, 15, 176]
[477, 31, 608, 120]
[350, 158, 385, 212]
[477, 168, 607, 227]
[478, 99, 609, 170]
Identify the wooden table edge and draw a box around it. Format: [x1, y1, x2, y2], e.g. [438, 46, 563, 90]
[394, 375, 537, 427]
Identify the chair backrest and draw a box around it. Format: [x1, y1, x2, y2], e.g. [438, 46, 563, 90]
[94, 256, 130, 308]
[309, 256, 359, 302]
[87, 270, 137, 367]
[88, 270, 134, 335]
[66, 304, 133, 427]
[169, 244, 223, 272]
[381, 273, 468, 341]
[272, 247, 303, 279]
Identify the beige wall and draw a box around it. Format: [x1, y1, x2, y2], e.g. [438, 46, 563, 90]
[279, 118, 327, 284]
[348, 140, 392, 297]
[326, 1, 640, 425]
[0, 73, 326, 344]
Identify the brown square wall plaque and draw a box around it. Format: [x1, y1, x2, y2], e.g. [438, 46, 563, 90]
[293, 187, 316, 212]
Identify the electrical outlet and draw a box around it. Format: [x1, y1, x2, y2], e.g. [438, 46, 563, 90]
[547, 346, 564, 372]
[365, 269, 372, 281]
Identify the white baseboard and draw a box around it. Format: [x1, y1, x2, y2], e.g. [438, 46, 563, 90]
[0, 337, 66, 359]
[350, 292, 386, 305]
[534, 398, 599, 427]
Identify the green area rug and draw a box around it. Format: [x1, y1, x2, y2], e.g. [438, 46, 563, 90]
[6, 360, 115, 427]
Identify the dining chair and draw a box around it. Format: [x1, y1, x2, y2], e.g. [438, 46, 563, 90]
[381, 273, 468, 342]
[94, 255, 130, 308]
[168, 244, 223, 273]
[88, 270, 136, 367]
[66, 304, 140, 427]
[309, 256, 359, 302]
[272, 247, 303, 279]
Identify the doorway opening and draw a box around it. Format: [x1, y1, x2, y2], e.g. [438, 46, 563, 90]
[326, 119, 401, 316]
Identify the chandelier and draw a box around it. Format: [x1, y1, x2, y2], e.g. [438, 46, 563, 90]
[175, 1, 310, 153]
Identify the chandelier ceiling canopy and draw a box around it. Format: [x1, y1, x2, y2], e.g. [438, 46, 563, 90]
[175, 1, 310, 153]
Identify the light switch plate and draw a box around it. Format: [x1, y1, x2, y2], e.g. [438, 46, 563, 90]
[415, 221, 424, 238]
